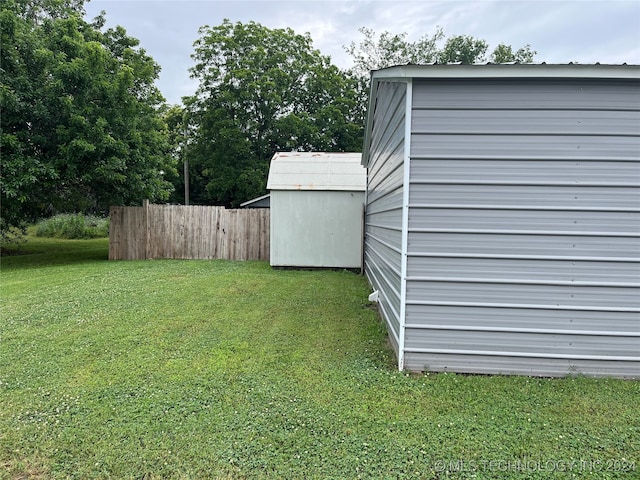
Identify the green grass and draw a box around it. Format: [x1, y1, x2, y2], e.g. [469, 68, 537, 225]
[1, 235, 638, 479]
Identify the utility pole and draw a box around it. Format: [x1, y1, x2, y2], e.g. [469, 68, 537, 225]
[183, 111, 190, 205]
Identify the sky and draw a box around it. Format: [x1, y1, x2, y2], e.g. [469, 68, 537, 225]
[83, 0, 640, 105]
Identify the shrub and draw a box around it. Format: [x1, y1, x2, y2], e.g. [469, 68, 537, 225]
[35, 213, 109, 239]
[0, 218, 26, 244]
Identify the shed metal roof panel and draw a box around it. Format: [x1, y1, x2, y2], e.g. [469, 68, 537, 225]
[267, 152, 365, 191]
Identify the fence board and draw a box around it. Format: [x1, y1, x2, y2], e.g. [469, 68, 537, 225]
[109, 203, 270, 261]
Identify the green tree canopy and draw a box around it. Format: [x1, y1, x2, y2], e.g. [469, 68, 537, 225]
[491, 43, 537, 63]
[1, 0, 174, 238]
[186, 20, 362, 207]
[438, 34, 489, 64]
[344, 26, 444, 80]
[345, 28, 537, 77]
[162, 105, 188, 205]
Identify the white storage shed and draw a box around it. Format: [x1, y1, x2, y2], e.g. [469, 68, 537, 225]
[267, 152, 365, 268]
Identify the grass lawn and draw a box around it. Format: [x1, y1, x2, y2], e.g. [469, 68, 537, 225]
[1, 234, 638, 479]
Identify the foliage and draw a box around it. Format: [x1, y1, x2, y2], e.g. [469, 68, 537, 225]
[344, 26, 444, 80]
[186, 20, 363, 207]
[0, 0, 175, 238]
[35, 213, 109, 239]
[438, 34, 489, 64]
[492, 43, 537, 63]
[0, 222, 26, 245]
[1, 236, 638, 479]
[162, 104, 188, 204]
[345, 27, 537, 81]
[10, 0, 86, 22]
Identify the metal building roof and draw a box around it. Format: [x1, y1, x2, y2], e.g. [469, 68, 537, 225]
[371, 63, 640, 81]
[267, 152, 365, 191]
[240, 193, 270, 208]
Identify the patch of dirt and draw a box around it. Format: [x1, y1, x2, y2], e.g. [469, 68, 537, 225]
[2, 457, 50, 479]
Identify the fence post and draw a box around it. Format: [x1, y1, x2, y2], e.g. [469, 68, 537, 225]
[108, 206, 118, 260]
[143, 199, 150, 260]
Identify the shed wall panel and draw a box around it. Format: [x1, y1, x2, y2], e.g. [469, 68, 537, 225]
[368, 189, 404, 214]
[412, 109, 640, 135]
[402, 353, 640, 378]
[409, 184, 640, 209]
[367, 145, 405, 194]
[365, 225, 403, 257]
[403, 78, 640, 377]
[270, 190, 363, 268]
[406, 281, 639, 310]
[405, 305, 640, 334]
[410, 79, 640, 110]
[407, 257, 640, 284]
[409, 208, 640, 234]
[412, 133, 640, 160]
[403, 329, 640, 358]
[410, 159, 639, 184]
[407, 232, 640, 259]
[363, 81, 407, 355]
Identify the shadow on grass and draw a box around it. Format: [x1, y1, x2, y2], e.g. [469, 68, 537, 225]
[1, 237, 109, 270]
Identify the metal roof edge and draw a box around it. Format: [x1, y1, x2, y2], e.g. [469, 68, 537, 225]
[240, 193, 270, 207]
[268, 185, 366, 192]
[371, 63, 640, 80]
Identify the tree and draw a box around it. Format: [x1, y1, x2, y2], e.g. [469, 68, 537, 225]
[438, 34, 489, 64]
[162, 104, 188, 204]
[491, 43, 537, 63]
[187, 20, 362, 207]
[344, 26, 444, 79]
[345, 28, 537, 74]
[1, 0, 175, 238]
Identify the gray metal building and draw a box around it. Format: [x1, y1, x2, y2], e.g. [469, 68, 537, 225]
[362, 64, 640, 377]
[267, 152, 365, 268]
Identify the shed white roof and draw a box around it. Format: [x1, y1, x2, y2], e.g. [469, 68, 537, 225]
[267, 152, 365, 191]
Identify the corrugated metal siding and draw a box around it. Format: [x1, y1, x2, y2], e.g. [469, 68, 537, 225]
[364, 81, 407, 351]
[404, 78, 640, 377]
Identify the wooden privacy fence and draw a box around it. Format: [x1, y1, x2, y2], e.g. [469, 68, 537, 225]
[109, 201, 269, 261]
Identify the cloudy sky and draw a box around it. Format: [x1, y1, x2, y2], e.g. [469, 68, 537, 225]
[83, 0, 640, 105]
